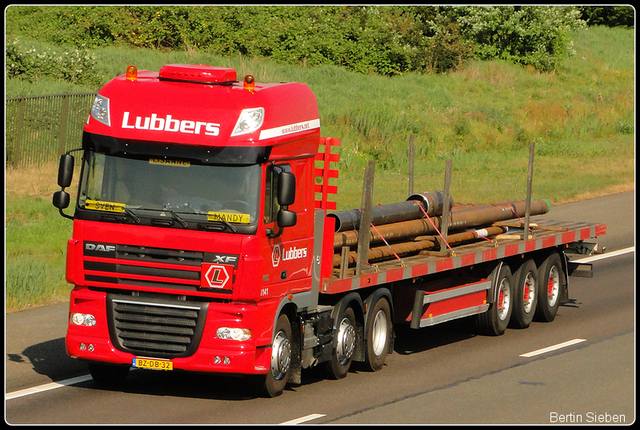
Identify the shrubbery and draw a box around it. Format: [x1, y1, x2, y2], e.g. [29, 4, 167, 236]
[6, 38, 100, 84]
[6, 5, 609, 76]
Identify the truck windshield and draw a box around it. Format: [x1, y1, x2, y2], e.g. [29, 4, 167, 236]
[78, 151, 261, 229]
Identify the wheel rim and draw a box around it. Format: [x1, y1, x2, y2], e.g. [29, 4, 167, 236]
[547, 266, 560, 307]
[371, 309, 388, 356]
[270, 330, 291, 381]
[336, 317, 356, 365]
[523, 271, 536, 313]
[497, 277, 511, 321]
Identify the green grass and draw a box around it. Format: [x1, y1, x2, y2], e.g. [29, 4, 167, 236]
[6, 193, 72, 310]
[5, 26, 635, 310]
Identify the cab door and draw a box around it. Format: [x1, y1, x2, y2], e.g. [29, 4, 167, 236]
[260, 161, 313, 298]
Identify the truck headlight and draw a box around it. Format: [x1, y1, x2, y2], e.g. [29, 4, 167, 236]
[91, 94, 111, 126]
[70, 312, 96, 326]
[216, 327, 251, 341]
[231, 107, 264, 136]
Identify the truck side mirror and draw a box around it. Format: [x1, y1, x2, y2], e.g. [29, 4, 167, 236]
[53, 151, 78, 220]
[53, 190, 70, 209]
[277, 171, 296, 207]
[267, 171, 297, 239]
[58, 153, 75, 188]
[277, 208, 297, 228]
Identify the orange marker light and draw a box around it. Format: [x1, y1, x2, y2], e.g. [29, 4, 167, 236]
[243, 74, 255, 91]
[126, 65, 138, 81]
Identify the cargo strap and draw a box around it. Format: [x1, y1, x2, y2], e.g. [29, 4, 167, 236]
[417, 204, 453, 252]
[369, 222, 405, 267]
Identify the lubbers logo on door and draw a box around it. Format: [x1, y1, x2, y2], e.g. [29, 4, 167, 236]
[271, 244, 308, 267]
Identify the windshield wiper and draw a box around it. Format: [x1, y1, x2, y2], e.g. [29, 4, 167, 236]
[165, 210, 188, 228]
[123, 207, 141, 224]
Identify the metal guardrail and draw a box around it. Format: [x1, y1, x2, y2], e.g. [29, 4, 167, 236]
[6, 92, 97, 168]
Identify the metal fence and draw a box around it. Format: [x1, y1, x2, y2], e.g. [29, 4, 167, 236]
[6, 92, 97, 168]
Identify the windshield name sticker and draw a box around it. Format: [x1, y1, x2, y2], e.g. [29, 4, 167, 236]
[149, 158, 191, 167]
[208, 211, 251, 224]
[85, 199, 126, 213]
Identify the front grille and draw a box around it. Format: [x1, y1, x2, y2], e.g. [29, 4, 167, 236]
[107, 294, 208, 358]
[84, 242, 204, 291]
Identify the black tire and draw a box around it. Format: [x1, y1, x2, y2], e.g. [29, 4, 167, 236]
[325, 307, 356, 379]
[475, 264, 514, 336]
[364, 297, 392, 372]
[88, 362, 129, 386]
[535, 252, 564, 322]
[262, 314, 292, 397]
[510, 259, 539, 329]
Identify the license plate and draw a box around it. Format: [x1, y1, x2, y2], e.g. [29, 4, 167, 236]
[132, 358, 173, 371]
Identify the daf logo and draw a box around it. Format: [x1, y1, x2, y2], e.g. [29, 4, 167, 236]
[85, 243, 116, 252]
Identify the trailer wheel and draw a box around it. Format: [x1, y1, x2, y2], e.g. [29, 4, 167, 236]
[535, 252, 564, 322]
[510, 259, 538, 329]
[263, 314, 292, 397]
[88, 362, 129, 386]
[364, 297, 392, 372]
[475, 264, 513, 336]
[325, 307, 356, 379]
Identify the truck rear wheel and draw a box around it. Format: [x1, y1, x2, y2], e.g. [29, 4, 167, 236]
[263, 314, 292, 397]
[364, 297, 392, 372]
[475, 264, 513, 336]
[535, 252, 564, 322]
[510, 259, 538, 329]
[325, 307, 356, 379]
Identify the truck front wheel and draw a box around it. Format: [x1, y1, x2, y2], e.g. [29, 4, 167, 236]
[263, 314, 292, 397]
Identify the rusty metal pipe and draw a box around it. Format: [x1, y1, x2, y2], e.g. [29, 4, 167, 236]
[329, 190, 453, 232]
[333, 199, 549, 250]
[332, 226, 507, 267]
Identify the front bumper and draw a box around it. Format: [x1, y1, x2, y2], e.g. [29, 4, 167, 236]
[66, 288, 275, 375]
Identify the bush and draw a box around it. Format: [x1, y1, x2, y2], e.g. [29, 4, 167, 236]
[6, 37, 100, 84]
[6, 5, 591, 74]
[447, 5, 587, 72]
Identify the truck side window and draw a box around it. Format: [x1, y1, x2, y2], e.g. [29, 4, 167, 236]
[264, 164, 291, 224]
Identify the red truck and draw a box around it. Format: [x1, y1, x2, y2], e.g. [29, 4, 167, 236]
[53, 64, 606, 397]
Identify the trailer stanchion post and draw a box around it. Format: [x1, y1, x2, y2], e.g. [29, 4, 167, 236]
[356, 161, 375, 276]
[408, 134, 415, 197]
[523, 142, 535, 240]
[340, 246, 350, 279]
[439, 159, 452, 254]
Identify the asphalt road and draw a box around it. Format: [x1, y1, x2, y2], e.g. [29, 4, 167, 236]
[5, 191, 635, 425]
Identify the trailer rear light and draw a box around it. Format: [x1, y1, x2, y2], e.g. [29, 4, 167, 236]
[70, 312, 96, 327]
[231, 107, 265, 137]
[90, 94, 110, 126]
[216, 327, 251, 341]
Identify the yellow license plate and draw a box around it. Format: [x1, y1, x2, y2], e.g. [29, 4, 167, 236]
[133, 358, 173, 371]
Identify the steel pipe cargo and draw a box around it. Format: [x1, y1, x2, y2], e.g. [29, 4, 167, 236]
[328, 190, 453, 232]
[333, 199, 549, 250]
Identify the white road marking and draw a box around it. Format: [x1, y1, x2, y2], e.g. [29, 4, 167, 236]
[571, 246, 634, 264]
[5, 374, 93, 400]
[279, 414, 326, 425]
[520, 339, 587, 358]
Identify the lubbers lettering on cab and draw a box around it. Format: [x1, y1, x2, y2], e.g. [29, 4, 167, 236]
[122, 112, 220, 136]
